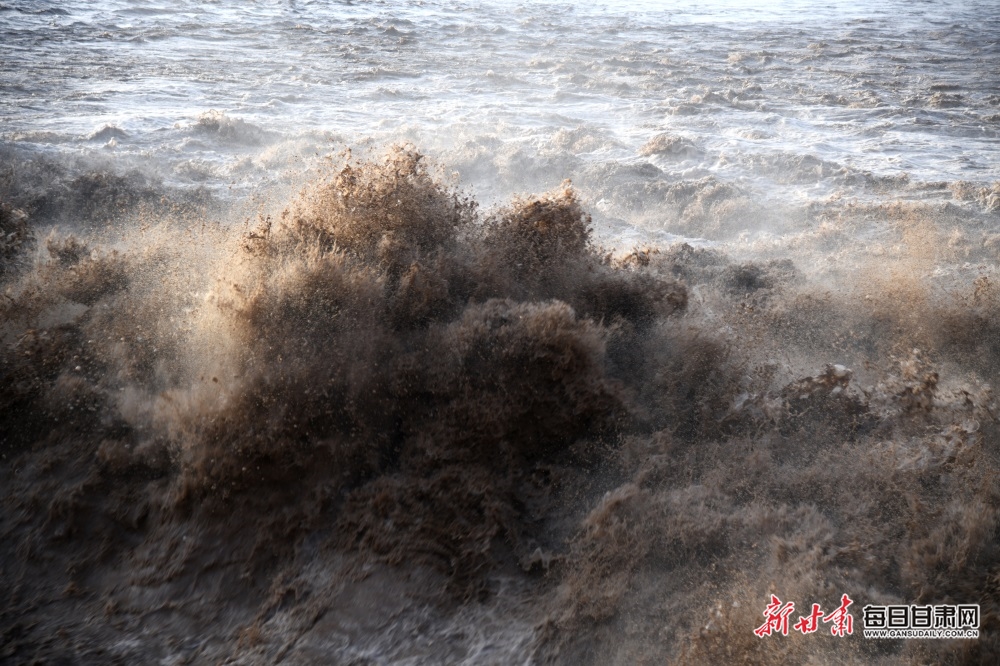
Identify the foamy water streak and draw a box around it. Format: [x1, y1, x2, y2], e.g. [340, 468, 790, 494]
[2, 0, 999, 211]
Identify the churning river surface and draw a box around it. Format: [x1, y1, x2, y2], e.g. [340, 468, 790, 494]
[3, 1, 1000, 664]
[4, 0, 999, 216]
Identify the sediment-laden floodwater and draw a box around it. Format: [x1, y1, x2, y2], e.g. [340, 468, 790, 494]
[2, 1, 1000, 663]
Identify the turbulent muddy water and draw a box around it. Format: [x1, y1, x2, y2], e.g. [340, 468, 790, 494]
[2, 1, 1000, 664]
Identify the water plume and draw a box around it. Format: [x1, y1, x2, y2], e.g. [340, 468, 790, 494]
[2, 146, 999, 664]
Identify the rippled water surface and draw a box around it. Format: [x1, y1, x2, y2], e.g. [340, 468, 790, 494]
[3, 0, 999, 208]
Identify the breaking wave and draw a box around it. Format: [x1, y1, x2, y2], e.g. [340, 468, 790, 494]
[2, 146, 1000, 663]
